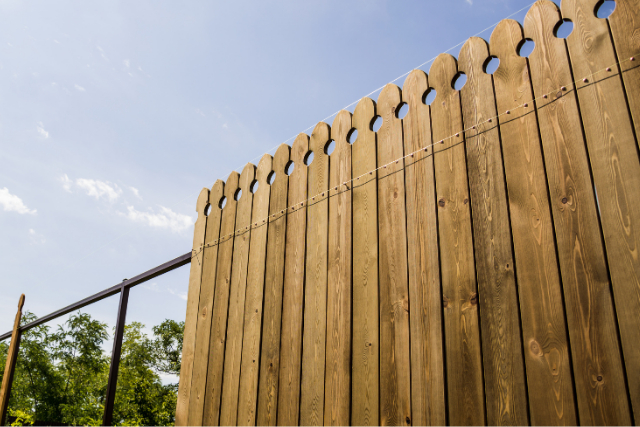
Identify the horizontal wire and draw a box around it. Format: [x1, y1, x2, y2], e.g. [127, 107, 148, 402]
[190, 54, 638, 261]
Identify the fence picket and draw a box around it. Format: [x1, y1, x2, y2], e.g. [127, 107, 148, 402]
[429, 53, 485, 426]
[350, 97, 380, 427]
[401, 69, 445, 426]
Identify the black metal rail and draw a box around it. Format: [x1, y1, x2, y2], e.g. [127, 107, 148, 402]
[0, 251, 192, 426]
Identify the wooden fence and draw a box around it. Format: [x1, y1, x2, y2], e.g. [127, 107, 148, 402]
[176, 0, 640, 424]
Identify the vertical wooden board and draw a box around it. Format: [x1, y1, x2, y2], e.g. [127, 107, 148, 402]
[429, 54, 485, 426]
[203, 172, 240, 426]
[300, 122, 330, 427]
[188, 180, 225, 426]
[459, 36, 529, 426]
[562, 0, 640, 421]
[351, 97, 380, 427]
[277, 134, 309, 426]
[256, 144, 291, 426]
[324, 110, 352, 426]
[376, 83, 411, 427]
[401, 69, 446, 426]
[0, 295, 24, 427]
[609, 0, 640, 144]
[220, 163, 256, 427]
[176, 187, 209, 426]
[237, 154, 273, 426]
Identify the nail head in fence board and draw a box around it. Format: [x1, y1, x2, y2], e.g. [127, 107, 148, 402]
[188, 180, 225, 426]
[0, 294, 25, 427]
[256, 144, 291, 426]
[220, 163, 256, 426]
[203, 172, 240, 426]
[277, 134, 309, 426]
[401, 69, 445, 426]
[563, 0, 640, 421]
[429, 53, 485, 426]
[376, 83, 412, 426]
[324, 110, 353, 426]
[300, 121, 330, 426]
[350, 97, 380, 426]
[176, 187, 209, 426]
[608, 0, 640, 147]
[238, 154, 274, 425]
[461, 35, 530, 426]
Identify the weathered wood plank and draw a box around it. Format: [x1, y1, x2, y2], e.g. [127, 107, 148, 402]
[237, 155, 274, 426]
[300, 122, 330, 426]
[562, 0, 639, 421]
[188, 180, 225, 426]
[324, 110, 352, 426]
[0, 294, 25, 427]
[220, 163, 256, 426]
[460, 35, 528, 426]
[277, 134, 309, 427]
[429, 53, 485, 426]
[401, 69, 445, 426]
[203, 172, 240, 426]
[376, 83, 411, 427]
[351, 97, 380, 427]
[176, 187, 209, 426]
[256, 144, 291, 426]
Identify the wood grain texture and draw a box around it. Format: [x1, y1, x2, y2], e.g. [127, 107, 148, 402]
[188, 180, 224, 426]
[0, 294, 25, 427]
[609, 0, 640, 145]
[429, 53, 486, 426]
[460, 35, 528, 426]
[300, 122, 330, 426]
[324, 110, 353, 426]
[277, 134, 309, 427]
[220, 163, 256, 427]
[237, 155, 274, 426]
[176, 187, 209, 426]
[256, 144, 291, 426]
[401, 69, 445, 426]
[351, 97, 380, 427]
[562, 0, 640, 422]
[203, 172, 240, 426]
[376, 83, 411, 427]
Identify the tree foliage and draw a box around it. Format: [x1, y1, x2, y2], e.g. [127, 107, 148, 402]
[0, 312, 184, 426]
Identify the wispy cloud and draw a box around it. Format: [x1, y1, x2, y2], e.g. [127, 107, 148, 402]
[29, 229, 46, 245]
[123, 59, 130, 68]
[122, 205, 194, 233]
[466, 0, 473, 4]
[74, 84, 86, 92]
[59, 174, 73, 192]
[129, 186, 142, 200]
[76, 178, 121, 201]
[0, 188, 37, 215]
[142, 282, 188, 300]
[37, 122, 49, 139]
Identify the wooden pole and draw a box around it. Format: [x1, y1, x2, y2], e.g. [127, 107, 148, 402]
[0, 294, 25, 426]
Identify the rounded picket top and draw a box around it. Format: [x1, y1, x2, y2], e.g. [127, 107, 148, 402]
[377, 83, 403, 127]
[274, 143, 291, 178]
[238, 162, 257, 201]
[403, 69, 429, 108]
[210, 179, 225, 214]
[429, 53, 459, 98]
[490, 19, 528, 61]
[291, 133, 310, 177]
[256, 154, 274, 186]
[459, 36, 492, 76]
[331, 110, 353, 151]
[309, 121, 331, 159]
[196, 187, 211, 218]
[224, 171, 241, 205]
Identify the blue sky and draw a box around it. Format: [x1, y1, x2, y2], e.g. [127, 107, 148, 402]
[0, 0, 562, 367]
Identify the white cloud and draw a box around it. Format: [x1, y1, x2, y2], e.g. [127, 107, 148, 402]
[168, 288, 188, 300]
[143, 282, 188, 301]
[37, 122, 49, 139]
[76, 178, 122, 202]
[129, 186, 142, 199]
[74, 84, 85, 92]
[466, 0, 473, 4]
[123, 59, 130, 68]
[122, 205, 194, 233]
[59, 174, 73, 192]
[29, 229, 46, 245]
[222, 123, 229, 129]
[0, 188, 36, 215]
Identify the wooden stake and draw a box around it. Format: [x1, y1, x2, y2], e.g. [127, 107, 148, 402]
[0, 294, 25, 426]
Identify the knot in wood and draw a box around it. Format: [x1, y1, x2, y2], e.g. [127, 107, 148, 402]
[405, 417, 411, 424]
[438, 198, 446, 208]
[529, 339, 542, 356]
[470, 293, 478, 305]
[561, 197, 568, 204]
[597, 375, 603, 382]
[463, 198, 469, 204]
[442, 296, 450, 308]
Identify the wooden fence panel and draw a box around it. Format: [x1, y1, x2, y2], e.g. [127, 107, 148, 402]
[277, 134, 309, 426]
[429, 53, 485, 426]
[203, 172, 240, 426]
[459, 36, 529, 426]
[350, 97, 380, 427]
[401, 69, 445, 426]
[376, 83, 411, 427]
[300, 122, 330, 426]
[562, 0, 639, 422]
[188, 180, 225, 426]
[257, 144, 291, 426]
[176, 187, 210, 426]
[237, 155, 274, 425]
[324, 110, 352, 426]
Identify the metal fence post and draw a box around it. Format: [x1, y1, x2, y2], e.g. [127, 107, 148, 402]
[0, 294, 25, 426]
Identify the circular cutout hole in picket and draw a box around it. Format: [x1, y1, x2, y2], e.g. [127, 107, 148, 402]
[423, 88, 437, 105]
[324, 139, 335, 155]
[219, 196, 227, 209]
[370, 115, 383, 132]
[347, 128, 358, 144]
[234, 188, 242, 201]
[483, 56, 500, 74]
[554, 19, 574, 38]
[396, 102, 409, 119]
[517, 38, 535, 57]
[285, 160, 295, 175]
[250, 179, 259, 193]
[267, 171, 276, 185]
[452, 72, 467, 90]
[304, 151, 314, 165]
[204, 203, 212, 216]
[595, 0, 615, 18]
